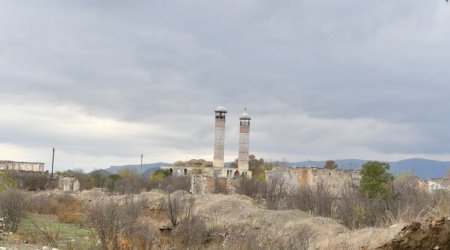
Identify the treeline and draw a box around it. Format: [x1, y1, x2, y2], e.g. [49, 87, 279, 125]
[0, 168, 192, 194]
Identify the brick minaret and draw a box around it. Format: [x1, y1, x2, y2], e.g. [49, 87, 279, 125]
[213, 105, 227, 168]
[238, 108, 251, 170]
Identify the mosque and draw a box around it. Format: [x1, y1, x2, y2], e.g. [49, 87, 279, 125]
[162, 105, 253, 193]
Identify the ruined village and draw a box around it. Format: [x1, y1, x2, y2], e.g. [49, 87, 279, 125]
[3, 1, 450, 250]
[1, 106, 450, 250]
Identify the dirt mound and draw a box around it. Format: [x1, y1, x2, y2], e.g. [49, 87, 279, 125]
[142, 192, 404, 249]
[378, 217, 450, 250]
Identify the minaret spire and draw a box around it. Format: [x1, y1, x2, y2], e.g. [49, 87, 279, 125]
[213, 105, 227, 168]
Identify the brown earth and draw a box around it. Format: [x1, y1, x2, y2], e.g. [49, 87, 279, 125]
[378, 217, 450, 250]
[20, 189, 411, 249]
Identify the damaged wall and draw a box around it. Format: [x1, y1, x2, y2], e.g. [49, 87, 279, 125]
[0, 161, 44, 172]
[266, 167, 361, 196]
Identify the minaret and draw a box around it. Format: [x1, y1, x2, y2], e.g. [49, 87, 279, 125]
[213, 105, 227, 168]
[238, 108, 251, 170]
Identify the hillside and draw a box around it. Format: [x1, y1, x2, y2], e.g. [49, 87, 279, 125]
[76, 189, 404, 249]
[103, 162, 171, 175]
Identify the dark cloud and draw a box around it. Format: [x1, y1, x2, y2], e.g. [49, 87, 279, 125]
[0, 0, 449, 170]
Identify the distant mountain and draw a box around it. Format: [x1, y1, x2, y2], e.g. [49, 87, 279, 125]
[88, 169, 111, 176]
[389, 158, 450, 179]
[288, 158, 450, 179]
[104, 162, 171, 176]
[288, 159, 366, 169]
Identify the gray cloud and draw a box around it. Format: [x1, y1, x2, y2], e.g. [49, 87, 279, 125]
[1, 0, 450, 170]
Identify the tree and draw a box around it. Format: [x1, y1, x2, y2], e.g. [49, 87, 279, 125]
[163, 193, 195, 227]
[324, 160, 338, 169]
[231, 155, 273, 180]
[149, 169, 170, 182]
[359, 161, 394, 199]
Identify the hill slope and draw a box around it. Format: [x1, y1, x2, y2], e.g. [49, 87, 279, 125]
[104, 162, 171, 175]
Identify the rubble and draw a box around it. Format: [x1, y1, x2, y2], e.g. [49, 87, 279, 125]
[378, 217, 450, 250]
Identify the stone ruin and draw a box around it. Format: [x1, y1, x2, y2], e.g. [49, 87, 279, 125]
[265, 167, 361, 196]
[58, 176, 80, 192]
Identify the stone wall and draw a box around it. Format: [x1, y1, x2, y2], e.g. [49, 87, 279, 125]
[266, 167, 361, 196]
[190, 175, 239, 194]
[190, 175, 216, 194]
[58, 177, 80, 192]
[0, 161, 44, 172]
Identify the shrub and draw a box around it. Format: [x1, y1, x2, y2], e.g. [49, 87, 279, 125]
[23, 172, 48, 191]
[0, 188, 25, 232]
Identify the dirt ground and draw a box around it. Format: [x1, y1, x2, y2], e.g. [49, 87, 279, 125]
[1, 189, 416, 249]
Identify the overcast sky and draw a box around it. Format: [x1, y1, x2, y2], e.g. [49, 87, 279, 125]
[1, 1, 450, 172]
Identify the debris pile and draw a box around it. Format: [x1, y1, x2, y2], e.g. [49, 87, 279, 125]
[378, 217, 450, 250]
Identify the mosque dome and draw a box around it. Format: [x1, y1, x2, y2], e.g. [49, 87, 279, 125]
[215, 105, 227, 113]
[240, 108, 251, 120]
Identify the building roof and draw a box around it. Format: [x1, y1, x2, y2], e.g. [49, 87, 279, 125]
[215, 105, 227, 113]
[239, 108, 251, 120]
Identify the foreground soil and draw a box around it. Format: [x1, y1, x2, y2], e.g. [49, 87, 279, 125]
[1, 189, 413, 249]
[378, 217, 450, 250]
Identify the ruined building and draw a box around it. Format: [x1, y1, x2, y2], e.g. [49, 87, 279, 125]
[58, 176, 80, 192]
[266, 167, 361, 196]
[178, 106, 362, 195]
[190, 106, 253, 194]
[0, 161, 44, 172]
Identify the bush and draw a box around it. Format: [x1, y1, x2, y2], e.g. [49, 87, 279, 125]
[148, 176, 191, 193]
[236, 177, 267, 199]
[23, 172, 48, 191]
[287, 183, 334, 217]
[86, 196, 151, 250]
[0, 188, 25, 232]
[26, 193, 83, 224]
[177, 215, 210, 249]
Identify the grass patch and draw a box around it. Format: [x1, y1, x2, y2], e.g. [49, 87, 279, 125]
[16, 213, 96, 249]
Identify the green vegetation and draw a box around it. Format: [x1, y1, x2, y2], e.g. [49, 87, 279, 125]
[19, 213, 94, 249]
[359, 161, 394, 199]
[230, 155, 273, 180]
[149, 169, 171, 181]
[324, 160, 338, 169]
[0, 171, 20, 191]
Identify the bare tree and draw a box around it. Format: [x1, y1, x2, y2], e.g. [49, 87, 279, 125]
[177, 215, 210, 249]
[163, 193, 196, 227]
[288, 183, 335, 217]
[86, 197, 125, 250]
[265, 173, 290, 209]
[164, 193, 181, 227]
[236, 177, 267, 199]
[0, 188, 25, 232]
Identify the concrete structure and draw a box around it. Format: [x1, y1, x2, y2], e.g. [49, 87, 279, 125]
[0, 161, 44, 172]
[425, 178, 450, 192]
[213, 105, 227, 168]
[238, 108, 251, 171]
[266, 167, 361, 196]
[190, 174, 239, 194]
[58, 177, 80, 192]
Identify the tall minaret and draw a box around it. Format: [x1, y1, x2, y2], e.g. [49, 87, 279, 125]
[213, 105, 227, 168]
[238, 108, 251, 170]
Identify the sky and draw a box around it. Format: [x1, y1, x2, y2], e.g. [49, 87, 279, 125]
[1, 0, 450, 172]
